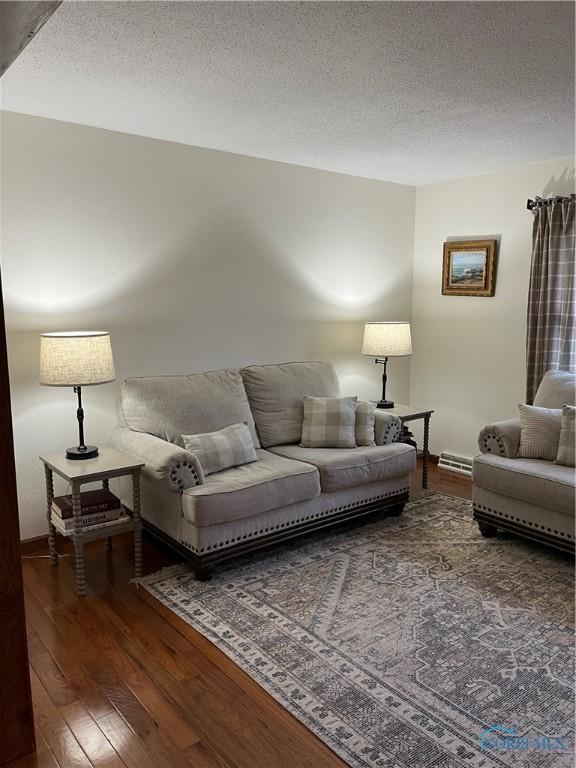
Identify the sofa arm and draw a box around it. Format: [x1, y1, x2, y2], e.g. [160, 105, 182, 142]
[478, 419, 521, 458]
[374, 411, 402, 445]
[109, 427, 204, 491]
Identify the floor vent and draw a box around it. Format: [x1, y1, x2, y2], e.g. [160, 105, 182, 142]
[438, 451, 473, 477]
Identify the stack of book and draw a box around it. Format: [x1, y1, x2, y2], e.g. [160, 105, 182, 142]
[50, 488, 129, 536]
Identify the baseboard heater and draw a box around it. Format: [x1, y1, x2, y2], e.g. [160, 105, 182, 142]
[438, 451, 473, 477]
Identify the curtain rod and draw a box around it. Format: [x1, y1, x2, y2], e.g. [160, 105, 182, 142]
[527, 194, 576, 211]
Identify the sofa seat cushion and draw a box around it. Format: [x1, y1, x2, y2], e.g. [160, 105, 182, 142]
[473, 453, 575, 515]
[268, 443, 416, 493]
[181, 449, 320, 527]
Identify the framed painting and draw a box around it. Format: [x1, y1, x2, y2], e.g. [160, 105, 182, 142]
[442, 239, 497, 296]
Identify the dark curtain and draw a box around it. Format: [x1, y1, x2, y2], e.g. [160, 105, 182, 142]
[526, 195, 576, 403]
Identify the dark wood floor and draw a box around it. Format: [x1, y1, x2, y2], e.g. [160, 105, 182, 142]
[12, 463, 471, 768]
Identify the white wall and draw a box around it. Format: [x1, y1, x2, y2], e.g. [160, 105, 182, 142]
[4, 111, 573, 539]
[1, 111, 416, 539]
[410, 157, 575, 459]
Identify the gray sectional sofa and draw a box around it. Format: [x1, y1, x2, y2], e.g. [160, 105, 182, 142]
[473, 370, 576, 552]
[110, 361, 416, 577]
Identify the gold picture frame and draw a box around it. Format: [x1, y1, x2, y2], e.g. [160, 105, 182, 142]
[442, 239, 497, 296]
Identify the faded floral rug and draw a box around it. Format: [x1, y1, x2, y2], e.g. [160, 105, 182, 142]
[139, 493, 575, 767]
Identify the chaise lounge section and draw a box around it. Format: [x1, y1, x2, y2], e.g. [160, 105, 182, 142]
[110, 361, 416, 578]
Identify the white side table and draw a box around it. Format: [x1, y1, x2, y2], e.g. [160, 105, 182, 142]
[39, 447, 145, 597]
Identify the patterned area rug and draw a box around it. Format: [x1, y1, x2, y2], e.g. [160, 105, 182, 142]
[139, 493, 575, 767]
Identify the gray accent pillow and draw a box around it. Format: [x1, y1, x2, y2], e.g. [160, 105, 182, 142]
[518, 403, 562, 461]
[241, 362, 341, 448]
[301, 396, 357, 449]
[356, 401, 376, 447]
[555, 405, 575, 467]
[182, 423, 258, 476]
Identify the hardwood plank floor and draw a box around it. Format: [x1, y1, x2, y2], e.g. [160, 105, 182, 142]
[13, 462, 471, 768]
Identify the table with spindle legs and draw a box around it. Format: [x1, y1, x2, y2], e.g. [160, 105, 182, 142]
[40, 447, 145, 597]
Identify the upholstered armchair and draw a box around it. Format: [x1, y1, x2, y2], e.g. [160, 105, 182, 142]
[472, 370, 575, 552]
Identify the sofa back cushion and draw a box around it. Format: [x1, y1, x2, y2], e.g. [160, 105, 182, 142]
[533, 369, 576, 409]
[241, 361, 340, 447]
[121, 369, 260, 448]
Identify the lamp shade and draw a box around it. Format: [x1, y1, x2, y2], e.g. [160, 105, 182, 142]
[362, 322, 412, 357]
[40, 331, 115, 386]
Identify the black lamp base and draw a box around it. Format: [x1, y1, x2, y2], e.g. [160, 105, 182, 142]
[376, 399, 395, 409]
[66, 445, 99, 460]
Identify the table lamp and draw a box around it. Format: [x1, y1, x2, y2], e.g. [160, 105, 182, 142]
[361, 321, 412, 408]
[40, 331, 115, 459]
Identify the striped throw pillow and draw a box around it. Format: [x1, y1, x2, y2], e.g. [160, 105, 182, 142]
[182, 423, 258, 476]
[518, 403, 562, 461]
[355, 400, 377, 446]
[555, 405, 575, 467]
[301, 396, 357, 448]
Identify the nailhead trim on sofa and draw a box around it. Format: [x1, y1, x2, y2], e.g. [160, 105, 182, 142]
[180, 485, 410, 554]
[481, 435, 506, 456]
[474, 502, 574, 540]
[169, 461, 201, 492]
[384, 421, 401, 443]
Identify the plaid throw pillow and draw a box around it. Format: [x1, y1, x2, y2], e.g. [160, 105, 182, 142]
[182, 423, 258, 476]
[300, 396, 357, 448]
[555, 405, 575, 467]
[356, 400, 376, 446]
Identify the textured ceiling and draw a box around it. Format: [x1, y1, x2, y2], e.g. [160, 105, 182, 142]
[1, 1, 574, 185]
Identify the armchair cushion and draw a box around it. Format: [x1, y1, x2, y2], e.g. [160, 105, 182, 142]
[473, 453, 575, 516]
[109, 426, 204, 492]
[533, 369, 576, 409]
[478, 419, 521, 459]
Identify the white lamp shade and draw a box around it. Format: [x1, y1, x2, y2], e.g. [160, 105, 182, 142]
[362, 322, 412, 357]
[40, 331, 116, 386]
